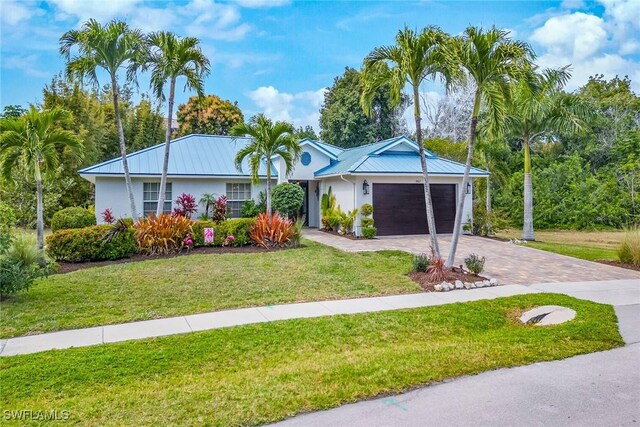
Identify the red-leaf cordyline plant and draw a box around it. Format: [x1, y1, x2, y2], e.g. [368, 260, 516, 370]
[134, 213, 192, 255]
[250, 213, 296, 249]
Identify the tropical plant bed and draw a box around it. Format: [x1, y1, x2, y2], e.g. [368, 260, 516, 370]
[54, 244, 297, 274]
[0, 294, 622, 426]
[409, 267, 488, 292]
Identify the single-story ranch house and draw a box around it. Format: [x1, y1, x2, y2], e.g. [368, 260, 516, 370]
[79, 134, 489, 236]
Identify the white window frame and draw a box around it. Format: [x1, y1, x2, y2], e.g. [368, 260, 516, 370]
[143, 182, 172, 216]
[226, 183, 251, 218]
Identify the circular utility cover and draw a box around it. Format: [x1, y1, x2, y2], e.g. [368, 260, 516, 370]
[519, 305, 576, 326]
[301, 151, 312, 166]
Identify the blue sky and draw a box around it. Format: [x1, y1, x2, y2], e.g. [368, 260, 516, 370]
[1, 0, 639, 131]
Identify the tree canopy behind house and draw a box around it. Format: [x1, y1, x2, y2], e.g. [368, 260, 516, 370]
[319, 67, 408, 148]
[176, 94, 244, 136]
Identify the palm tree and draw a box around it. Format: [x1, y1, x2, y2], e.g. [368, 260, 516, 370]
[60, 19, 146, 219]
[504, 67, 589, 240]
[145, 32, 210, 216]
[0, 107, 83, 264]
[199, 193, 217, 219]
[445, 26, 534, 268]
[361, 26, 452, 257]
[230, 114, 302, 216]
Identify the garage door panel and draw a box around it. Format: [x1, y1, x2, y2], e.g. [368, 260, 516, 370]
[372, 183, 456, 236]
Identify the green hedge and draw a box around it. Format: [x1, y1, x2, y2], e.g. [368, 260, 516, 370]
[51, 207, 96, 232]
[191, 218, 255, 247]
[46, 225, 136, 262]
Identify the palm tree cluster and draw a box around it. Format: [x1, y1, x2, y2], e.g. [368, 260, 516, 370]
[361, 25, 586, 268]
[59, 19, 211, 219]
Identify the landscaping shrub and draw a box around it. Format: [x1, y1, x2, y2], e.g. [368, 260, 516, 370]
[338, 209, 358, 235]
[360, 203, 376, 239]
[212, 195, 229, 222]
[412, 253, 431, 272]
[618, 226, 640, 267]
[51, 207, 96, 232]
[321, 187, 338, 231]
[250, 213, 296, 249]
[191, 218, 255, 247]
[241, 192, 266, 218]
[46, 225, 137, 262]
[0, 234, 49, 296]
[427, 255, 447, 282]
[465, 253, 486, 274]
[135, 214, 193, 255]
[173, 193, 198, 218]
[290, 216, 305, 248]
[272, 183, 304, 218]
[361, 227, 377, 239]
[101, 208, 115, 224]
[0, 203, 16, 229]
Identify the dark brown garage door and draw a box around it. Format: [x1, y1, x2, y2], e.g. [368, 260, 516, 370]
[372, 183, 457, 236]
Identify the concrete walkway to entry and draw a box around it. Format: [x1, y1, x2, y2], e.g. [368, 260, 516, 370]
[0, 284, 542, 357]
[1, 279, 637, 357]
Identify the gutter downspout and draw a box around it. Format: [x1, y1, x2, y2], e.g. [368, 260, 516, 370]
[340, 174, 358, 235]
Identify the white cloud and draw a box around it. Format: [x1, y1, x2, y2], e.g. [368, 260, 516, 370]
[2, 54, 50, 78]
[247, 86, 326, 130]
[181, 0, 252, 41]
[529, 5, 640, 93]
[531, 12, 608, 60]
[233, 0, 291, 8]
[1, 0, 44, 26]
[47, 0, 141, 23]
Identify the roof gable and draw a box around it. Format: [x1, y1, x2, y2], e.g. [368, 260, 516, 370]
[298, 138, 342, 160]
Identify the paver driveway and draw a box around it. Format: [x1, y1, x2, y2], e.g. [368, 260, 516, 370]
[305, 230, 640, 285]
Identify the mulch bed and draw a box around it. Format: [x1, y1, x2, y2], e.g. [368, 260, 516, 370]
[54, 245, 297, 275]
[409, 267, 488, 292]
[321, 230, 363, 240]
[597, 260, 640, 272]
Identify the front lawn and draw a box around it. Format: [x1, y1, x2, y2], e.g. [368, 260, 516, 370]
[0, 294, 622, 426]
[0, 241, 418, 338]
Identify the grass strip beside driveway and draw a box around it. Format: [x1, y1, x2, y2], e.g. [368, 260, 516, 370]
[0, 294, 622, 426]
[0, 241, 418, 338]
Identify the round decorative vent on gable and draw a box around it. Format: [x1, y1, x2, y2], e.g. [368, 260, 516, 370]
[301, 151, 312, 166]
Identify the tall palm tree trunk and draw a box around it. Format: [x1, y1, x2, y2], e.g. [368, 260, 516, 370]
[157, 78, 176, 216]
[34, 163, 46, 267]
[111, 75, 138, 220]
[447, 91, 481, 268]
[413, 85, 440, 257]
[266, 166, 272, 216]
[486, 176, 491, 213]
[522, 137, 535, 240]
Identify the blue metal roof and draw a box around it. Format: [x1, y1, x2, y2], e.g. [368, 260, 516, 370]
[79, 134, 278, 177]
[313, 135, 487, 177]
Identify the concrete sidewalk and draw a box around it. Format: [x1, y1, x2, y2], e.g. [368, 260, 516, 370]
[0, 284, 540, 357]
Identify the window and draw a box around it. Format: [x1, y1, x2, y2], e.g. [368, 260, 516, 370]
[226, 183, 251, 218]
[143, 182, 172, 216]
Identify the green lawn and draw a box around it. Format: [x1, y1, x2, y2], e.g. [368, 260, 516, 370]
[526, 241, 619, 261]
[0, 241, 419, 338]
[0, 294, 622, 426]
[497, 228, 621, 262]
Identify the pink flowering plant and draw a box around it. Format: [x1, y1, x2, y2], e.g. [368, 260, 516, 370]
[183, 232, 194, 252]
[223, 235, 235, 247]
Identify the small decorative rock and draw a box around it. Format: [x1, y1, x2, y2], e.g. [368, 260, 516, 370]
[482, 280, 491, 287]
[475, 281, 485, 288]
[489, 278, 498, 286]
[455, 280, 464, 289]
[464, 282, 475, 289]
[434, 284, 443, 292]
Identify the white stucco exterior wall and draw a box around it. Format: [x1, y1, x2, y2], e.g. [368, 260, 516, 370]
[315, 174, 475, 236]
[93, 176, 273, 223]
